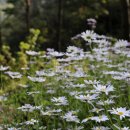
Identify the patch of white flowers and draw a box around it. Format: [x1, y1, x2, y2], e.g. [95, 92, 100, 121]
[2, 29, 130, 129]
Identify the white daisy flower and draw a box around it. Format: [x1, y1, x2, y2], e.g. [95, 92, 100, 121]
[81, 30, 97, 43]
[75, 94, 98, 103]
[8, 127, 21, 130]
[109, 107, 130, 120]
[61, 111, 80, 123]
[97, 99, 115, 105]
[48, 51, 64, 57]
[17, 104, 41, 112]
[41, 109, 62, 116]
[5, 71, 22, 79]
[23, 119, 38, 125]
[51, 96, 68, 106]
[89, 108, 104, 114]
[27, 76, 46, 82]
[91, 126, 110, 130]
[26, 50, 40, 56]
[84, 80, 100, 85]
[91, 115, 109, 123]
[93, 84, 114, 95]
[114, 40, 128, 48]
[81, 117, 91, 123]
[0, 65, 9, 71]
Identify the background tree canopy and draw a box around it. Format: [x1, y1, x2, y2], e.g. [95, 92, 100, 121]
[0, 0, 130, 53]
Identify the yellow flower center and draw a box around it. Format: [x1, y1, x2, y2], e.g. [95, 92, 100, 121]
[101, 87, 106, 92]
[118, 112, 124, 115]
[96, 109, 99, 113]
[99, 116, 102, 119]
[86, 36, 91, 39]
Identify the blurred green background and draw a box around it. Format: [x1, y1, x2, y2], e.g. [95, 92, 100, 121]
[0, 0, 130, 52]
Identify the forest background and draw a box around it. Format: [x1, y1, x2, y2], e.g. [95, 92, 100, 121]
[0, 0, 130, 53]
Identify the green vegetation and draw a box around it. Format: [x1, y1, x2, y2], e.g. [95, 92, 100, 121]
[0, 29, 130, 129]
[0, 0, 130, 129]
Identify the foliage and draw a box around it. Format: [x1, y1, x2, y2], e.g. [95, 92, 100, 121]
[1, 0, 122, 52]
[0, 44, 15, 65]
[17, 28, 41, 68]
[0, 29, 130, 129]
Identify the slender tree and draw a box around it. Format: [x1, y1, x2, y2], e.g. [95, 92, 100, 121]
[127, 0, 130, 40]
[57, 0, 63, 51]
[25, 0, 31, 34]
[0, 26, 2, 49]
[121, 0, 130, 40]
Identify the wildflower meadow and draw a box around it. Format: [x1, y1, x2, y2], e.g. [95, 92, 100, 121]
[0, 30, 130, 130]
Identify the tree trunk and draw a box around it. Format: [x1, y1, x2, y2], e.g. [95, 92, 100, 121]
[25, 0, 31, 34]
[0, 26, 2, 50]
[57, 0, 63, 51]
[127, 0, 130, 40]
[121, 0, 130, 41]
